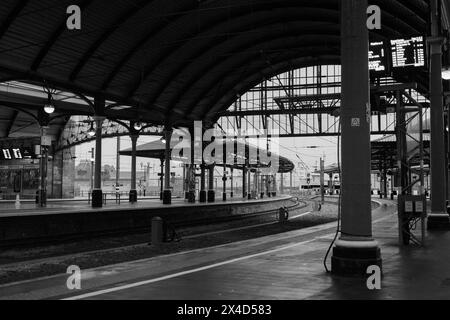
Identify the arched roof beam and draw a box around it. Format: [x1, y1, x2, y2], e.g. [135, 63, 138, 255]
[31, 0, 95, 71]
[69, 0, 154, 81]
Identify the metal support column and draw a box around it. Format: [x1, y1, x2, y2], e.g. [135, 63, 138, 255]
[38, 125, 49, 207]
[222, 162, 227, 201]
[230, 168, 234, 198]
[247, 168, 252, 200]
[208, 165, 215, 202]
[200, 163, 207, 203]
[116, 136, 120, 191]
[163, 128, 172, 204]
[159, 158, 164, 200]
[280, 173, 284, 195]
[331, 0, 381, 276]
[92, 116, 105, 208]
[428, 0, 450, 229]
[129, 133, 138, 203]
[242, 166, 247, 198]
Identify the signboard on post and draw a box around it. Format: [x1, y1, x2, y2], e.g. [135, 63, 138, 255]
[41, 135, 52, 147]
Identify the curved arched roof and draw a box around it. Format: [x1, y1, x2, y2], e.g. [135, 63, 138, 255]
[0, 0, 433, 132]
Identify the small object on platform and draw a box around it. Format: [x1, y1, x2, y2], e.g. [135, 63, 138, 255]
[151, 216, 164, 246]
[15, 194, 20, 209]
[278, 207, 289, 223]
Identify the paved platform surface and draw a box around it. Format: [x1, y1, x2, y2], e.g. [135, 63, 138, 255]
[0, 199, 449, 300]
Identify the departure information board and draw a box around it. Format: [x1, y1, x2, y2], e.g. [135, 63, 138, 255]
[390, 36, 425, 68]
[369, 41, 388, 73]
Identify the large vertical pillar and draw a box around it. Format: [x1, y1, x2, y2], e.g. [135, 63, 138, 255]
[92, 116, 105, 208]
[331, 0, 381, 276]
[163, 128, 172, 204]
[428, 0, 450, 229]
[129, 133, 138, 203]
[208, 165, 215, 202]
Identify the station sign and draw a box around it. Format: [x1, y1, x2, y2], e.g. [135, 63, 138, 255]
[390, 36, 425, 68]
[369, 36, 426, 77]
[0, 147, 35, 160]
[369, 41, 389, 74]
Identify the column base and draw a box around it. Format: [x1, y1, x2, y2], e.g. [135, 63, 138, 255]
[260, 192, 264, 199]
[163, 190, 172, 205]
[35, 190, 47, 206]
[199, 190, 207, 203]
[160, 192, 163, 201]
[207, 190, 215, 203]
[272, 192, 277, 197]
[331, 240, 382, 277]
[185, 192, 189, 200]
[129, 189, 137, 203]
[222, 192, 227, 201]
[243, 192, 248, 199]
[188, 191, 196, 203]
[92, 189, 103, 208]
[427, 214, 450, 230]
[230, 192, 234, 198]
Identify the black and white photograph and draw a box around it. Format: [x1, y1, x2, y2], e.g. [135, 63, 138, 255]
[0, 0, 448, 307]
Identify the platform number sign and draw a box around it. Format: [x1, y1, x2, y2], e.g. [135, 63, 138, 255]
[66, 265, 81, 290]
[367, 265, 381, 290]
[2, 149, 12, 159]
[12, 149, 22, 159]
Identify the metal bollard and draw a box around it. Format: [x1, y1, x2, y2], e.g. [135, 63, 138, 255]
[151, 217, 164, 246]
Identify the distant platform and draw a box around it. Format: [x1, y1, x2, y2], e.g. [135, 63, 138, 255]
[0, 196, 299, 247]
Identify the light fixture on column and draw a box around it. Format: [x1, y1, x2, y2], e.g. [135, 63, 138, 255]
[87, 122, 96, 137]
[44, 93, 55, 114]
[443, 36, 450, 80]
[442, 67, 450, 80]
[133, 122, 143, 131]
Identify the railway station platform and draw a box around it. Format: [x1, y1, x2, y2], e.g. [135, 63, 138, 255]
[0, 199, 448, 300]
[0, 196, 300, 247]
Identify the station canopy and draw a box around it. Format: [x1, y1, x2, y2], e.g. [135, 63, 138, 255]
[0, 0, 436, 137]
[120, 138, 295, 173]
